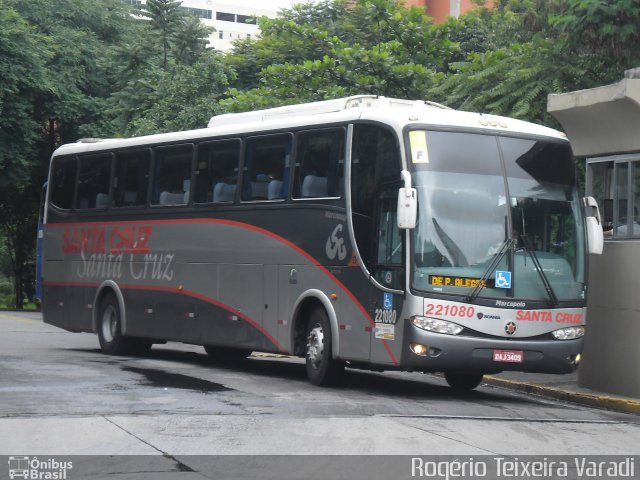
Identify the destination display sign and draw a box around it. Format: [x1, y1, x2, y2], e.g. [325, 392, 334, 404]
[429, 275, 495, 289]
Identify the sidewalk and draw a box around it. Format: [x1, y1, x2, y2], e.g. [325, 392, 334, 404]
[484, 370, 640, 415]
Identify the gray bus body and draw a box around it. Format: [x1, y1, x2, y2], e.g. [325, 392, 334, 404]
[42, 96, 595, 388]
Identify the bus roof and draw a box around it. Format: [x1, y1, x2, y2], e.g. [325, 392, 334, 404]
[52, 95, 566, 157]
[206, 95, 452, 127]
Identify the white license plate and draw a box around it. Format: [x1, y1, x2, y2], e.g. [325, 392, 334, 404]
[493, 349, 524, 363]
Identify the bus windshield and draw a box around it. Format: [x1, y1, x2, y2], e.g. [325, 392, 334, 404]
[410, 130, 585, 302]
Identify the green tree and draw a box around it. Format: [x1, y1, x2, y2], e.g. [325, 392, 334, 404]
[438, 0, 640, 124]
[0, 5, 51, 189]
[225, 0, 349, 90]
[105, 4, 216, 134]
[551, 0, 640, 83]
[128, 51, 234, 135]
[9, 0, 142, 141]
[1, 0, 139, 308]
[0, 184, 39, 308]
[171, 14, 214, 66]
[223, 0, 453, 110]
[0, 5, 51, 308]
[437, 38, 585, 125]
[142, 0, 186, 70]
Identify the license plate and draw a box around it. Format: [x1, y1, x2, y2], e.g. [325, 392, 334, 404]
[493, 349, 524, 363]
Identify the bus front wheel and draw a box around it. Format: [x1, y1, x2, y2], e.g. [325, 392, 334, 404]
[97, 293, 150, 355]
[305, 308, 344, 386]
[444, 372, 484, 391]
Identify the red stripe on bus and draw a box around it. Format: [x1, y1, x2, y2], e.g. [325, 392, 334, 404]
[43, 280, 285, 352]
[121, 283, 286, 353]
[46, 218, 399, 365]
[210, 220, 398, 364]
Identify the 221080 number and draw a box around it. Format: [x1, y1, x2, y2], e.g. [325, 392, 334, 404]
[374, 309, 397, 324]
[425, 303, 475, 318]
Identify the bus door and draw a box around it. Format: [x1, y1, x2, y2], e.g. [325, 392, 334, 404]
[350, 124, 404, 365]
[369, 187, 405, 364]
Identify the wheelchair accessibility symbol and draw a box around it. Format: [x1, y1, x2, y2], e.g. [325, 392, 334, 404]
[383, 293, 393, 310]
[495, 271, 512, 289]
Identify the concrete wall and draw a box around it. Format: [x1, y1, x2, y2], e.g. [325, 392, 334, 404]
[580, 242, 640, 397]
[549, 68, 640, 398]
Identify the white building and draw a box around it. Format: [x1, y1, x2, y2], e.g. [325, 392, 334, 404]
[128, 0, 306, 51]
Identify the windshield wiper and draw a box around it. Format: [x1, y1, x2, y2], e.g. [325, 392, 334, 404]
[520, 234, 559, 307]
[466, 238, 515, 302]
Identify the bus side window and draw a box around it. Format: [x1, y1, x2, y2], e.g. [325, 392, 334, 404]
[195, 139, 240, 204]
[75, 153, 113, 210]
[152, 145, 193, 206]
[293, 128, 345, 199]
[242, 134, 292, 201]
[113, 149, 151, 207]
[50, 156, 78, 210]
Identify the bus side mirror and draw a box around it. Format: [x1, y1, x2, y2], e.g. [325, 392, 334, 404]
[398, 170, 417, 229]
[584, 196, 604, 255]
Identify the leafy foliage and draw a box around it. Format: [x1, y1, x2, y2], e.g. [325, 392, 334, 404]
[141, 0, 186, 70]
[0, 4, 51, 308]
[551, 0, 640, 65]
[128, 51, 235, 135]
[2, 0, 640, 307]
[223, 0, 453, 109]
[437, 0, 640, 124]
[0, 4, 51, 189]
[0, 0, 215, 306]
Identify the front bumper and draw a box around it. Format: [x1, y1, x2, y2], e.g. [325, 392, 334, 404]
[401, 319, 583, 374]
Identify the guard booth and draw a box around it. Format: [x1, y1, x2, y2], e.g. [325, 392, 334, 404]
[548, 67, 640, 397]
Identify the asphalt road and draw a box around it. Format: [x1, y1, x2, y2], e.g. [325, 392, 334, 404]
[1, 311, 639, 478]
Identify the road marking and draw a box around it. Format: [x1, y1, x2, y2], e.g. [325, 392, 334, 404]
[382, 414, 626, 424]
[0, 312, 39, 324]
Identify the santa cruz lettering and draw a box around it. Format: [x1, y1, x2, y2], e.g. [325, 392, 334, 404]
[62, 225, 175, 282]
[63, 226, 152, 254]
[516, 310, 583, 324]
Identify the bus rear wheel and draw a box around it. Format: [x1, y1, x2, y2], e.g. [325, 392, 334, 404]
[97, 293, 151, 355]
[444, 372, 484, 391]
[305, 308, 344, 386]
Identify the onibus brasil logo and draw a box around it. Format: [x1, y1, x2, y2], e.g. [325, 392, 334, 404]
[8, 456, 73, 479]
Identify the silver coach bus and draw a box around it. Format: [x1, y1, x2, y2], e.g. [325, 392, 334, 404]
[41, 96, 603, 390]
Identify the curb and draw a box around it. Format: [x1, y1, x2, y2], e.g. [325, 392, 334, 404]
[484, 376, 640, 415]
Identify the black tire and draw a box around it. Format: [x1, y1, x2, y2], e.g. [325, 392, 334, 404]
[204, 345, 252, 362]
[444, 372, 484, 391]
[97, 293, 150, 355]
[305, 308, 344, 386]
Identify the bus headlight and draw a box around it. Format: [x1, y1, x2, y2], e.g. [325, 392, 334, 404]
[411, 316, 463, 335]
[552, 326, 585, 340]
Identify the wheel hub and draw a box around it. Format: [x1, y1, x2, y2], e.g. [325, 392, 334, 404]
[306, 325, 324, 369]
[102, 305, 117, 343]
